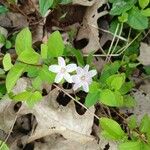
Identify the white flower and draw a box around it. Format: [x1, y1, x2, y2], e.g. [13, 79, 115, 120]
[72, 65, 97, 92]
[49, 57, 77, 83]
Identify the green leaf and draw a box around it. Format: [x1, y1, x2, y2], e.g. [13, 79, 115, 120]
[100, 61, 120, 83]
[128, 115, 137, 130]
[127, 7, 148, 30]
[13, 91, 42, 107]
[6, 63, 26, 93]
[110, 0, 136, 15]
[39, 0, 53, 17]
[140, 114, 150, 133]
[5, 40, 12, 49]
[139, 0, 149, 9]
[39, 65, 55, 83]
[0, 33, 6, 45]
[141, 8, 150, 17]
[106, 73, 125, 91]
[89, 81, 100, 93]
[100, 89, 123, 107]
[119, 141, 141, 150]
[2, 53, 13, 71]
[118, 12, 128, 22]
[41, 43, 48, 59]
[123, 95, 136, 108]
[144, 66, 150, 75]
[47, 31, 64, 57]
[18, 49, 41, 65]
[100, 117, 125, 140]
[0, 140, 9, 150]
[26, 66, 40, 78]
[119, 81, 134, 95]
[85, 92, 100, 107]
[15, 28, 32, 55]
[32, 76, 42, 90]
[0, 5, 8, 14]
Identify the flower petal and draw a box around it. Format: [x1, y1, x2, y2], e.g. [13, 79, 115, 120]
[82, 82, 89, 92]
[66, 64, 77, 72]
[72, 75, 79, 83]
[49, 65, 61, 73]
[55, 73, 63, 83]
[58, 57, 66, 67]
[76, 67, 83, 75]
[73, 82, 81, 91]
[84, 65, 89, 72]
[88, 70, 97, 77]
[64, 73, 72, 83]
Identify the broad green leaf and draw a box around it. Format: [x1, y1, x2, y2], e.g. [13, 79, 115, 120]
[2, 53, 13, 71]
[47, 31, 64, 57]
[13, 91, 42, 107]
[18, 49, 41, 65]
[106, 73, 125, 91]
[123, 95, 136, 108]
[139, 0, 149, 9]
[100, 117, 125, 140]
[85, 92, 100, 107]
[141, 143, 150, 150]
[41, 43, 48, 59]
[26, 66, 40, 78]
[127, 7, 148, 30]
[118, 12, 128, 23]
[6, 63, 26, 93]
[128, 115, 137, 129]
[140, 114, 150, 133]
[100, 89, 123, 107]
[89, 81, 100, 93]
[0, 140, 9, 150]
[119, 141, 141, 150]
[110, 0, 136, 15]
[0, 5, 8, 14]
[100, 61, 120, 83]
[39, 65, 55, 83]
[141, 8, 150, 17]
[39, 0, 53, 17]
[15, 28, 32, 55]
[144, 66, 150, 75]
[32, 76, 42, 90]
[0, 68, 5, 75]
[120, 81, 134, 95]
[0, 33, 6, 45]
[5, 40, 12, 49]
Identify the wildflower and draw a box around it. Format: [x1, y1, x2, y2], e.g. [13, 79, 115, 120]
[49, 57, 77, 83]
[72, 65, 97, 92]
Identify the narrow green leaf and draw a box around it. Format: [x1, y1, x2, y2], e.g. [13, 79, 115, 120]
[15, 28, 32, 55]
[6, 63, 26, 93]
[85, 92, 99, 107]
[139, 0, 149, 9]
[47, 31, 64, 57]
[119, 141, 141, 150]
[18, 49, 41, 65]
[100, 117, 125, 140]
[2, 53, 13, 71]
[39, 0, 53, 17]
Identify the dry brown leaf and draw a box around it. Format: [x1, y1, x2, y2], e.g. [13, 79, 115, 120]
[138, 42, 150, 65]
[73, 0, 96, 6]
[76, 0, 108, 54]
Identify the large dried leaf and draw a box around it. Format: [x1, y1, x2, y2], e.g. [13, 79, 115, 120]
[138, 42, 150, 65]
[76, 0, 108, 54]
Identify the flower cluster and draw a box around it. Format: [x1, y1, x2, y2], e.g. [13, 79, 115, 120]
[49, 57, 97, 92]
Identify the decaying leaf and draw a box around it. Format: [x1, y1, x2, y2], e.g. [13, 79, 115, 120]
[138, 42, 150, 65]
[73, 0, 96, 6]
[76, 0, 108, 54]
